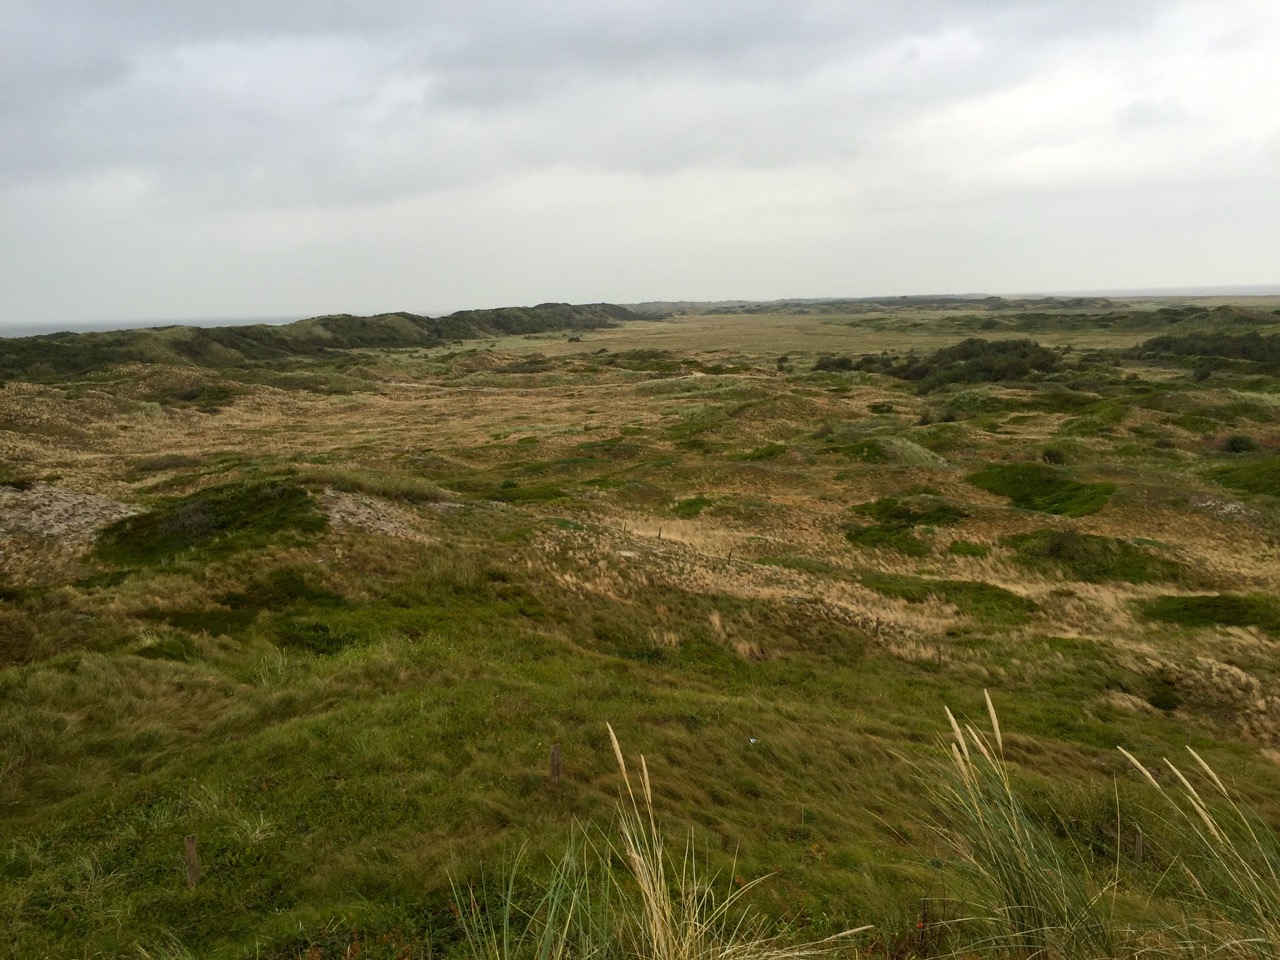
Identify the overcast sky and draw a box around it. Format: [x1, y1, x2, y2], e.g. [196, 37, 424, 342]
[2, 1, 1278, 326]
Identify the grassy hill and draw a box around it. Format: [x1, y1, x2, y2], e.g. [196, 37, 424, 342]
[0, 302, 640, 381]
[1, 299, 1280, 958]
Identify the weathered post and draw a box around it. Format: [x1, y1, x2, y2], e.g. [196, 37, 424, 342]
[184, 834, 200, 889]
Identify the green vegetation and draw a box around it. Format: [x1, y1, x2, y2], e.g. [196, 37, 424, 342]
[1221, 434, 1261, 454]
[1141, 593, 1280, 634]
[844, 496, 967, 557]
[1005, 529, 1185, 583]
[1133, 330, 1280, 372]
[860, 572, 1035, 624]
[948, 539, 990, 558]
[0, 303, 641, 381]
[1211, 453, 1280, 497]
[938, 701, 1280, 960]
[96, 478, 328, 564]
[4, 296, 1280, 958]
[854, 338, 1061, 393]
[966, 462, 1115, 516]
[298, 466, 446, 504]
[672, 495, 713, 517]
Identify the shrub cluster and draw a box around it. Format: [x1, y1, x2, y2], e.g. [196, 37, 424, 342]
[853, 338, 1061, 393]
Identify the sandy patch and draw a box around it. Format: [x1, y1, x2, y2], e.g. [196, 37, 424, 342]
[321, 489, 435, 544]
[0, 482, 142, 582]
[0, 482, 141, 546]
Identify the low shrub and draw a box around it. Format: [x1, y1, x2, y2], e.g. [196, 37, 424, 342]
[844, 497, 968, 557]
[1221, 434, 1260, 454]
[672, 495, 713, 518]
[856, 338, 1060, 393]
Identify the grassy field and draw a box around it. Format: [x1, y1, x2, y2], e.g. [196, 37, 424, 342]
[2, 299, 1280, 958]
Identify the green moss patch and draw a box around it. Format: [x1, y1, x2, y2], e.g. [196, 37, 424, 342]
[967, 462, 1115, 516]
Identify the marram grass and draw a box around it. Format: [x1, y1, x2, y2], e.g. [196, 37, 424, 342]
[932, 691, 1280, 960]
[452, 726, 869, 960]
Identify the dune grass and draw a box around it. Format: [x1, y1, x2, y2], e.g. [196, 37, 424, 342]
[3, 301, 1280, 957]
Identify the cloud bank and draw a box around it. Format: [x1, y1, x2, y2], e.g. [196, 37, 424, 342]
[2, 0, 1278, 324]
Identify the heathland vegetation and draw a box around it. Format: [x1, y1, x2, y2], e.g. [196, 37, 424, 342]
[1, 295, 1279, 958]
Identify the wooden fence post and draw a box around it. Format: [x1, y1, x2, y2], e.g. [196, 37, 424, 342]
[184, 834, 200, 889]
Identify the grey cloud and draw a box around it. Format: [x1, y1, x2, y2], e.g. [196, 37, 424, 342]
[1, 1, 1276, 324]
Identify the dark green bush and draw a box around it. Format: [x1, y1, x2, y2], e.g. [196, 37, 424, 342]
[1221, 434, 1260, 454]
[856, 338, 1060, 393]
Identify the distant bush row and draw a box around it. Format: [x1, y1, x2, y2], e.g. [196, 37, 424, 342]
[817, 338, 1061, 392]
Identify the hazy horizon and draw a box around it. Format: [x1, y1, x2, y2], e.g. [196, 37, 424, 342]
[3, 282, 1278, 340]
